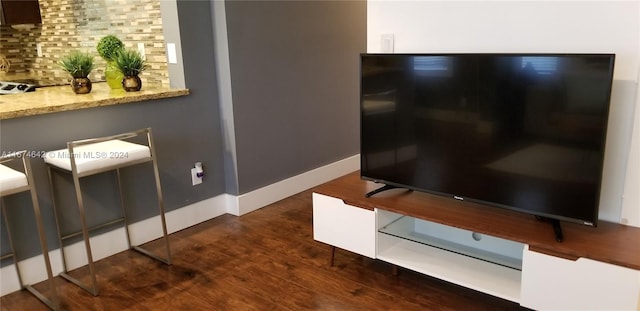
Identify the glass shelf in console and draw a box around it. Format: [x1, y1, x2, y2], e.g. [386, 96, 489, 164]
[378, 216, 524, 270]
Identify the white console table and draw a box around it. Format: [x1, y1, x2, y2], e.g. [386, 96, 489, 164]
[313, 172, 640, 310]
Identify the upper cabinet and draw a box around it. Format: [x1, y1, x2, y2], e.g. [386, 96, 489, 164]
[0, 0, 42, 25]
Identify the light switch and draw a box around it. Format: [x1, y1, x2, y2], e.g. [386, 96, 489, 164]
[167, 43, 177, 64]
[381, 34, 394, 53]
[137, 43, 146, 59]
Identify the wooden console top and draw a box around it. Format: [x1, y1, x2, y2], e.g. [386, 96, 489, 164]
[313, 171, 640, 270]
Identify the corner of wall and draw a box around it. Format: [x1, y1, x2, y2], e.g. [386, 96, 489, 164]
[160, 0, 186, 89]
[232, 155, 360, 216]
[620, 78, 640, 228]
[211, 0, 240, 196]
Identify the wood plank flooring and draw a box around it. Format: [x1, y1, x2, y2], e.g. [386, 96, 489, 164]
[0, 189, 528, 310]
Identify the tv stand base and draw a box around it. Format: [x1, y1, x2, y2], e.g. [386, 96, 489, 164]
[365, 184, 411, 197]
[313, 172, 640, 310]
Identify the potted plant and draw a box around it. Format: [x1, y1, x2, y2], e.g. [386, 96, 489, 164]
[58, 51, 95, 94]
[113, 48, 147, 92]
[97, 35, 125, 89]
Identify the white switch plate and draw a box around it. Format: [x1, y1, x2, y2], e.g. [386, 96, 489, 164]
[381, 34, 394, 53]
[166, 43, 177, 64]
[137, 43, 146, 59]
[36, 43, 42, 57]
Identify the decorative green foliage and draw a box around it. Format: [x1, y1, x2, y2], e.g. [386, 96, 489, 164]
[113, 48, 147, 76]
[97, 35, 124, 61]
[58, 51, 95, 78]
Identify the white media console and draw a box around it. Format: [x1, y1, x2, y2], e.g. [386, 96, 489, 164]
[313, 172, 640, 310]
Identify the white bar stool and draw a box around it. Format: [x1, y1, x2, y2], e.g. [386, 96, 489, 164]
[43, 128, 171, 296]
[0, 151, 59, 310]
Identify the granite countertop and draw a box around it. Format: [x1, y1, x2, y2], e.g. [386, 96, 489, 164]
[0, 82, 189, 119]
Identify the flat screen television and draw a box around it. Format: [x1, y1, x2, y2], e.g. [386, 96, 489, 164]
[360, 53, 615, 236]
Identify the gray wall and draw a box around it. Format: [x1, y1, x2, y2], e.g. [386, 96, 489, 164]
[0, 0, 225, 260]
[224, 0, 366, 194]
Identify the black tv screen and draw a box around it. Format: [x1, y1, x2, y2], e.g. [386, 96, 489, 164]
[360, 53, 615, 227]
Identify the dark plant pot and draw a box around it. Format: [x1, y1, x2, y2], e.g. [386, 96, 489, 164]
[71, 77, 92, 94]
[122, 75, 142, 92]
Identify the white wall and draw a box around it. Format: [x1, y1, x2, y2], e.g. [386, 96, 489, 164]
[619, 2, 640, 227]
[368, 1, 640, 226]
[621, 53, 640, 226]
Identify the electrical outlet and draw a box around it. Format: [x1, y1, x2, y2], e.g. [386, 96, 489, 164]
[191, 168, 202, 185]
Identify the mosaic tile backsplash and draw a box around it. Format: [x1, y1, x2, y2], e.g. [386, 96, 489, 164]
[0, 0, 169, 87]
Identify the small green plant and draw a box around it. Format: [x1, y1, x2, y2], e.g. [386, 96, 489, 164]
[97, 35, 124, 62]
[113, 48, 147, 76]
[58, 51, 95, 78]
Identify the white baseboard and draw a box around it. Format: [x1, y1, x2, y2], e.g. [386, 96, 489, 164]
[0, 194, 228, 296]
[227, 154, 360, 216]
[1, 154, 360, 296]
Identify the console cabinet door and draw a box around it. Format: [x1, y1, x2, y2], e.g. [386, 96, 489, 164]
[312, 193, 376, 258]
[521, 247, 640, 310]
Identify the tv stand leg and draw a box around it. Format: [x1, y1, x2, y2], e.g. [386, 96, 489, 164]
[392, 265, 399, 276]
[536, 216, 564, 242]
[365, 184, 411, 198]
[551, 219, 564, 242]
[329, 246, 336, 267]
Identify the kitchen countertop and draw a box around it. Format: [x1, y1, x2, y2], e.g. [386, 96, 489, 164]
[0, 82, 189, 120]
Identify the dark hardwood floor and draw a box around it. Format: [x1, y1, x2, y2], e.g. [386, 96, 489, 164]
[1, 189, 528, 310]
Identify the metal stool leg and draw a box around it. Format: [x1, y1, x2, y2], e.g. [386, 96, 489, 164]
[48, 166, 99, 296]
[25, 159, 60, 310]
[1, 199, 59, 310]
[47, 166, 69, 275]
[149, 138, 171, 264]
[115, 169, 133, 250]
[126, 128, 171, 265]
[62, 172, 99, 296]
[0, 200, 25, 289]
[1, 154, 59, 310]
